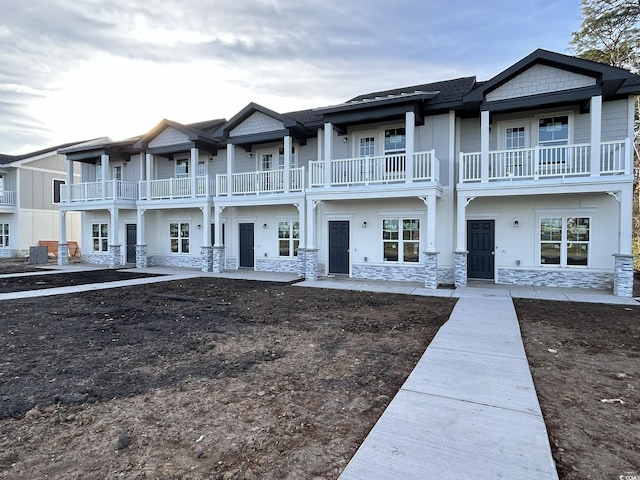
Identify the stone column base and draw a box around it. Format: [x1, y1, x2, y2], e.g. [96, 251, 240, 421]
[136, 245, 148, 269]
[109, 245, 123, 268]
[454, 251, 468, 287]
[613, 253, 634, 297]
[297, 249, 307, 278]
[201, 246, 214, 272]
[57, 244, 69, 266]
[212, 246, 225, 273]
[304, 248, 319, 281]
[423, 251, 439, 289]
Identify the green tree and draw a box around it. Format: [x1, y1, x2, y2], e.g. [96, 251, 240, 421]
[572, 0, 640, 271]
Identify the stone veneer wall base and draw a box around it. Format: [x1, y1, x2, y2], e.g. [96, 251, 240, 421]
[613, 254, 634, 297]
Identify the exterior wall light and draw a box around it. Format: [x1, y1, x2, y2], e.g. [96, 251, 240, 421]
[362, 221, 367, 228]
[514, 220, 519, 228]
[263, 223, 268, 229]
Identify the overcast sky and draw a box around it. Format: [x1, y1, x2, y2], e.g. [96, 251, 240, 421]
[0, 0, 582, 155]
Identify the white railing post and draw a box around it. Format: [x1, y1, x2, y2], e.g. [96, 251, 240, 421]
[533, 146, 540, 180]
[590, 95, 602, 176]
[625, 138, 632, 175]
[405, 111, 415, 183]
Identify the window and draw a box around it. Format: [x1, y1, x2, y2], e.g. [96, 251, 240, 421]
[261, 153, 274, 171]
[53, 179, 65, 204]
[538, 116, 569, 166]
[0, 174, 4, 191]
[505, 126, 527, 176]
[92, 223, 108, 252]
[384, 128, 406, 176]
[0, 224, 9, 247]
[382, 218, 420, 263]
[170, 223, 190, 253]
[540, 217, 589, 267]
[96, 164, 102, 181]
[176, 158, 189, 177]
[197, 160, 206, 176]
[359, 137, 375, 157]
[278, 146, 297, 169]
[278, 221, 299, 257]
[113, 165, 122, 181]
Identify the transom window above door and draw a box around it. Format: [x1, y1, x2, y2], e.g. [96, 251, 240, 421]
[359, 137, 375, 157]
[505, 127, 526, 150]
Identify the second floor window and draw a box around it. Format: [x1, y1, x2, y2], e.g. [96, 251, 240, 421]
[113, 165, 122, 181]
[176, 158, 189, 177]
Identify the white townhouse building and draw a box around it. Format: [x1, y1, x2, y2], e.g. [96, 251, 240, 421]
[0, 141, 95, 258]
[57, 50, 640, 296]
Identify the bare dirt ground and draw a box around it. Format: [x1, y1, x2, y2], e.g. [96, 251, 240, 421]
[0, 259, 638, 479]
[0, 262, 453, 480]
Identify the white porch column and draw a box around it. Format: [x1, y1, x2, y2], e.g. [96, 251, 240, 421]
[191, 147, 199, 197]
[298, 201, 306, 249]
[426, 194, 436, 252]
[317, 128, 323, 161]
[405, 110, 415, 183]
[306, 198, 316, 249]
[590, 95, 602, 176]
[59, 210, 67, 244]
[145, 153, 153, 200]
[324, 122, 333, 187]
[214, 206, 223, 247]
[456, 195, 468, 252]
[66, 159, 73, 202]
[480, 110, 490, 182]
[110, 207, 120, 246]
[619, 186, 633, 254]
[101, 154, 109, 200]
[284, 135, 292, 193]
[136, 208, 145, 245]
[202, 206, 212, 247]
[226, 144, 234, 196]
[139, 151, 146, 183]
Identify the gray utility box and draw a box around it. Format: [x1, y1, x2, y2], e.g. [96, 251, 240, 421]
[29, 246, 49, 264]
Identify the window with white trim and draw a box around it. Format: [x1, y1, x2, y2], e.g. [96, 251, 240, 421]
[53, 179, 65, 204]
[92, 223, 108, 252]
[359, 137, 375, 157]
[278, 146, 297, 168]
[176, 157, 189, 177]
[113, 165, 122, 181]
[170, 223, 190, 253]
[0, 224, 9, 247]
[540, 217, 590, 267]
[384, 128, 406, 176]
[278, 221, 299, 257]
[382, 218, 420, 263]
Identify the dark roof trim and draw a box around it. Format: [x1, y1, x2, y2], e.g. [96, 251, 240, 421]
[481, 85, 604, 113]
[227, 129, 308, 150]
[217, 102, 304, 138]
[464, 49, 636, 104]
[315, 91, 438, 114]
[135, 119, 219, 150]
[321, 103, 424, 129]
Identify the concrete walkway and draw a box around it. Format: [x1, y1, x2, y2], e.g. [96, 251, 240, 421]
[338, 295, 558, 480]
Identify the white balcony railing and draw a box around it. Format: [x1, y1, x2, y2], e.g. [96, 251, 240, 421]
[216, 167, 305, 195]
[309, 150, 438, 187]
[459, 140, 629, 183]
[61, 180, 138, 202]
[139, 176, 215, 200]
[0, 190, 16, 206]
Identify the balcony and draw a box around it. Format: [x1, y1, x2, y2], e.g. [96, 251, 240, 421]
[217, 167, 305, 195]
[459, 140, 630, 184]
[308, 150, 439, 187]
[0, 190, 16, 206]
[61, 180, 138, 203]
[139, 176, 216, 200]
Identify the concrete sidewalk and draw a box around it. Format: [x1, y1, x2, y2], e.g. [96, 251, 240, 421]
[338, 296, 559, 480]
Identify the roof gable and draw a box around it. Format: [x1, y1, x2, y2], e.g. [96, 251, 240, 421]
[230, 111, 285, 136]
[465, 49, 638, 107]
[485, 64, 596, 102]
[148, 127, 190, 148]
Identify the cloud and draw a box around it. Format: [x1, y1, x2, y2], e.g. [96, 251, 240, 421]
[0, 0, 581, 154]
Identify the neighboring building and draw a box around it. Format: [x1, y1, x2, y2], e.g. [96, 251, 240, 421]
[0, 141, 99, 258]
[57, 50, 640, 296]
